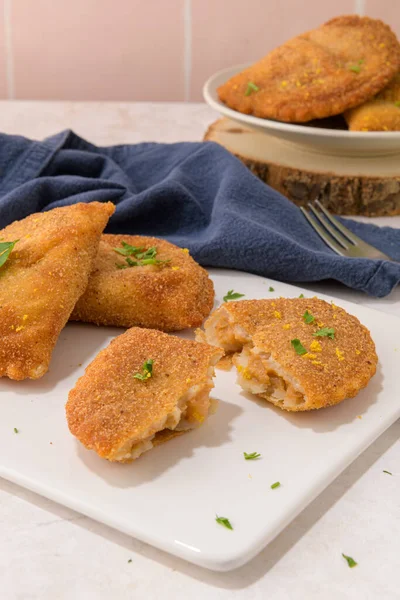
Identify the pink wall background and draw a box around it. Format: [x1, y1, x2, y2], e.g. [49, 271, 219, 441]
[0, 0, 399, 102]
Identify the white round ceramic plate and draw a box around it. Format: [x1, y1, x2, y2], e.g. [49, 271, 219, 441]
[203, 64, 400, 157]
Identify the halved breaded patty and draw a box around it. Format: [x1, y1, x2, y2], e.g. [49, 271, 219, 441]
[71, 234, 214, 331]
[66, 328, 223, 462]
[233, 298, 377, 411]
[0, 202, 114, 380]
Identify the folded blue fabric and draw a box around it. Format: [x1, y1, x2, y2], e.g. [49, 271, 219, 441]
[0, 129, 399, 297]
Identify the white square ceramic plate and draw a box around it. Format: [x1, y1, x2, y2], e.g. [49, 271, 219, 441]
[1, 269, 399, 571]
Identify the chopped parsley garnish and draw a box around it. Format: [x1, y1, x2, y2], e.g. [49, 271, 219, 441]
[0, 240, 19, 268]
[291, 339, 307, 355]
[383, 470, 393, 475]
[298, 293, 304, 298]
[223, 290, 245, 302]
[13, 427, 19, 434]
[349, 65, 361, 73]
[133, 359, 154, 381]
[245, 81, 260, 96]
[358, 59, 364, 65]
[216, 515, 233, 530]
[342, 553, 357, 568]
[395, 101, 400, 108]
[269, 286, 275, 292]
[114, 242, 169, 269]
[313, 327, 335, 339]
[303, 310, 315, 324]
[244, 452, 261, 460]
[114, 241, 145, 256]
[271, 481, 281, 489]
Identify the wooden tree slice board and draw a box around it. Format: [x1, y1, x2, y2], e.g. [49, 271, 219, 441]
[204, 118, 400, 216]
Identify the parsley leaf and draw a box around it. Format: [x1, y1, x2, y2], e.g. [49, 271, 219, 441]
[291, 339, 307, 355]
[245, 81, 260, 96]
[395, 101, 400, 108]
[114, 242, 169, 269]
[244, 452, 261, 460]
[0, 240, 18, 268]
[342, 553, 357, 568]
[223, 290, 245, 302]
[313, 327, 335, 339]
[13, 427, 19, 434]
[383, 470, 393, 475]
[133, 359, 154, 381]
[268, 286, 275, 292]
[349, 65, 361, 73]
[271, 481, 281, 489]
[303, 310, 315, 324]
[216, 515, 233, 530]
[298, 293, 305, 298]
[114, 241, 145, 256]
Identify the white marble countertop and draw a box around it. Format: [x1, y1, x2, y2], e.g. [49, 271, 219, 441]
[0, 101, 399, 600]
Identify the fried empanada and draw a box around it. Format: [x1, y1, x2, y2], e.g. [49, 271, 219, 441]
[66, 327, 223, 462]
[71, 234, 214, 331]
[218, 15, 400, 122]
[0, 202, 115, 380]
[232, 298, 377, 411]
[345, 72, 400, 130]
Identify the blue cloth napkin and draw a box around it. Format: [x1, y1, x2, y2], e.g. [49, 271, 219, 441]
[0, 129, 399, 297]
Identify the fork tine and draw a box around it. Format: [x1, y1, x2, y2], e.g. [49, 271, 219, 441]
[308, 203, 349, 249]
[300, 207, 346, 255]
[314, 200, 363, 246]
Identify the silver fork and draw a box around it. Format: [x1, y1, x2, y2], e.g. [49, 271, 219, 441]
[300, 199, 394, 260]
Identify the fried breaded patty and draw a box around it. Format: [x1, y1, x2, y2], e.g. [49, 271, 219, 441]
[66, 328, 223, 462]
[218, 15, 400, 122]
[232, 298, 377, 411]
[71, 235, 214, 331]
[345, 72, 400, 130]
[0, 202, 114, 380]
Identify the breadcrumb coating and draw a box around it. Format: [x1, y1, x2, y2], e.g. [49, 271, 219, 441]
[71, 234, 214, 331]
[0, 202, 114, 380]
[66, 327, 223, 462]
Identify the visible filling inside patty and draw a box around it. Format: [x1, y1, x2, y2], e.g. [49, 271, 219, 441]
[203, 307, 251, 353]
[114, 362, 220, 462]
[234, 345, 306, 409]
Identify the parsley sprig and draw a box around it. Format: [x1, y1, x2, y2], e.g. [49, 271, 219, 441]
[216, 515, 233, 530]
[223, 290, 245, 302]
[303, 310, 315, 324]
[291, 339, 307, 355]
[133, 359, 154, 381]
[313, 327, 335, 339]
[245, 81, 260, 96]
[114, 242, 169, 269]
[342, 553, 357, 568]
[271, 481, 281, 489]
[0, 240, 18, 268]
[244, 452, 261, 460]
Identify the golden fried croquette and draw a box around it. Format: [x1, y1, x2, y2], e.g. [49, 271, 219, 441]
[217, 15, 400, 123]
[0, 202, 114, 380]
[66, 327, 223, 462]
[345, 72, 400, 130]
[232, 298, 377, 411]
[71, 234, 214, 331]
